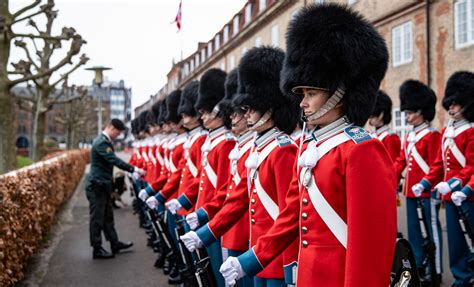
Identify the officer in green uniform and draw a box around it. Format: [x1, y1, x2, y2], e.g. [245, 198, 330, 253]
[86, 119, 146, 259]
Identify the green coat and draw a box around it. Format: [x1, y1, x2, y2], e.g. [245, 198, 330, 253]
[88, 133, 134, 184]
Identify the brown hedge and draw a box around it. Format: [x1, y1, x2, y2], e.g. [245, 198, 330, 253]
[0, 149, 90, 286]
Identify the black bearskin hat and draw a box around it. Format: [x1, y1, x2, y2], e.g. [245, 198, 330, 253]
[238, 46, 298, 134]
[195, 68, 227, 113]
[280, 4, 388, 126]
[158, 99, 168, 124]
[138, 111, 150, 133]
[165, 89, 182, 124]
[443, 71, 474, 121]
[400, 80, 436, 122]
[178, 81, 199, 117]
[225, 68, 239, 100]
[151, 100, 162, 125]
[131, 118, 139, 135]
[371, 90, 392, 125]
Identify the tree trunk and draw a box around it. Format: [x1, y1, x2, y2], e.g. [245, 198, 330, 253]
[0, 1, 16, 173]
[33, 110, 46, 161]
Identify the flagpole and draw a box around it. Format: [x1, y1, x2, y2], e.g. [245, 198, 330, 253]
[179, 0, 183, 61]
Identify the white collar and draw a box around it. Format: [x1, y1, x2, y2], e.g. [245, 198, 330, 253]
[311, 116, 351, 143]
[102, 131, 112, 142]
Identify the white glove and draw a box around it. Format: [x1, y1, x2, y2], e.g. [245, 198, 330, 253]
[165, 199, 182, 214]
[146, 196, 159, 209]
[435, 181, 451, 195]
[134, 167, 147, 175]
[180, 231, 202, 252]
[411, 183, 425, 197]
[220, 257, 245, 286]
[186, 212, 199, 230]
[451, 191, 467, 206]
[138, 189, 149, 201]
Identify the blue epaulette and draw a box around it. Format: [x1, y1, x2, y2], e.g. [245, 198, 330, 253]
[344, 126, 372, 144]
[275, 134, 293, 147]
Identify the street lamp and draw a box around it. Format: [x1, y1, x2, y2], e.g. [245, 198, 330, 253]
[85, 66, 111, 134]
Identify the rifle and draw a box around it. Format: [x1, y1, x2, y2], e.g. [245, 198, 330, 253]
[148, 208, 177, 260]
[175, 217, 199, 287]
[416, 198, 440, 287]
[390, 238, 420, 287]
[455, 203, 474, 270]
[193, 247, 217, 287]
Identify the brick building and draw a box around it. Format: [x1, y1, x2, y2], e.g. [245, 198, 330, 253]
[137, 0, 474, 137]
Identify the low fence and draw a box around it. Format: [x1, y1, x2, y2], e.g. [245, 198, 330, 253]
[0, 149, 90, 286]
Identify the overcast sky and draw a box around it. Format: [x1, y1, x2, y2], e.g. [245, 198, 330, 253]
[9, 0, 247, 114]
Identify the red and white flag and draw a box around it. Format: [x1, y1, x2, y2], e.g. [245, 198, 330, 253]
[172, 0, 182, 31]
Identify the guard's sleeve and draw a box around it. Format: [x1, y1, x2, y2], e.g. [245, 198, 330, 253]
[177, 138, 205, 210]
[393, 137, 407, 183]
[422, 131, 444, 189]
[384, 134, 401, 163]
[273, 145, 297, 209]
[197, 141, 235, 224]
[97, 141, 134, 172]
[156, 147, 186, 204]
[344, 139, 396, 286]
[450, 129, 474, 185]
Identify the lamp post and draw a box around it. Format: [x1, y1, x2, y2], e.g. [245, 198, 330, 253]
[85, 66, 111, 134]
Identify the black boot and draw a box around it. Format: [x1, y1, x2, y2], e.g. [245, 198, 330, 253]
[93, 246, 115, 259]
[168, 263, 183, 285]
[163, 257, 172, 274]
[111, 241, 134, 254]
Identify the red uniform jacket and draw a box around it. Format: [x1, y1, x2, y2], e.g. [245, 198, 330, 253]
[155, 127, 207, 216]
[149, 134, 177, 191]
[393, 123, 440, 198]
[422, 120, 474, 201]
[197, 128, 298, 279]
[177, 127, 235, 217]
[237, 120, 397, 287]
[375, 125, 401, 162]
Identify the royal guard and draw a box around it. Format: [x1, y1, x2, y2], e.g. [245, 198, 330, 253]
[414, 71, 474, 286]
[392, 80, 443, 282]
[181, 69, 256, 287]
[165, 68, 236, 287]
[182, 47, 300, 287]
[368, 90, 401, 162]
[219, 4, 396, 286]
[128, 118, 141, 167]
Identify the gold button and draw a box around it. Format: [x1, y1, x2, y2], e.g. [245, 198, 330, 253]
[200, 180, 204, 184]
[302, 226, 308, 233]
[251, 219, 255, 224]
[226, 193, 230, 197]
[251, 209, 255, 214]
[302, 212, 308, 220]
[447, 162, 450, 165]
[408, 168, 412, 171]
[253, 189, 257, 194]
[302, 240, 308, 247]
[409, 157, 412, 161]
[302, 198, 308, 205]
[251, 198, 256, 204]
[199, 187, 203, 191]
[447, 168, 451, 171]
[229, 185, 233, 190]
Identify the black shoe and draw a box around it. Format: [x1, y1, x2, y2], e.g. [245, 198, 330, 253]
[93, 246, 115, 259]
[154, 254, 165, 268]
[163, 257, 172, 274]
[111, 241, 134, 254]
[168, 264, 183, 285]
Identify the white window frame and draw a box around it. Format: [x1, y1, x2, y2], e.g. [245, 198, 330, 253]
[454, 0, 474, 49]
[393, 108, 410, 139]
[233, 16, 240, 36]
[315, 0, 325, 3]
[190, 59, 194, 72]
[195, 54, 200, 67]
[229, 55, 235, 70]
[255, 36, 262, 47]
[271, 24, 279, 47]
[215, 34, 220, 50]
[245, 4, 252, 25]
[201, 49, 206, 63]
[259, 0, 266, 13]
[347, 0, 357, 5]
[207, 42, 213, 58]
[241, 47, 248, 58]
[220, 62, 226, 71]
[392, 21, 413, 67]
[223, 26, 229, 43]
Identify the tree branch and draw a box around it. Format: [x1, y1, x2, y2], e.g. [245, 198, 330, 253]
[14, 40, 40, 70]
[11, 33, 69, 41]
[49, 94, 84, 105]
[12, 0, 42, 19]
[12, 9, 44, 24]
[50, 54, 89, 88]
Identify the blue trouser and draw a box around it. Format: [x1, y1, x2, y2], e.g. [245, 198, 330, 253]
[253, 277, 286, 287]
[445, 201, 474, 286]
[228, 249, 254, 287]
[206, 239, 225, 287]
[406, 197, 443, 274]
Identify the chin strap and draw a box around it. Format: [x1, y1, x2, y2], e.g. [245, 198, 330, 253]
[248, 110, 272, 131]
[301, 86, 345, 122]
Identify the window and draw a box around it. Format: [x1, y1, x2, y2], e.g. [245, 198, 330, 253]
[223, 26, 229, 43]
[347, 0, 357, 5]
[201, 49, 206, 63]
[255, 36, 262, 47]
[215, 34, 220, 50]
[315, 0, 324, 3]
[245, 4, 252, 24]
[207, 42, 213, 58]
[195, 54, 200, 67]
[392, 21, 413, 67]
[229, 55, 235, 70]
[220, 62, 225, 71]
[393, 108, 410, 139]
[190, 59, 194, 72]
[259, 0, 266, 13]
[233, 16, 240, 35]
[271, 24, 279, 47]
[455, 0, 474, 48]
[241, 47, 248, 57]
